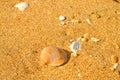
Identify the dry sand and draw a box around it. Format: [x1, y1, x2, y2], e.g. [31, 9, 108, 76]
[0, 0, 120, 80]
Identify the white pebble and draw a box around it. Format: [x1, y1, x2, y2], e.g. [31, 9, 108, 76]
[14, 2, 29, 11]
[86, 18, 91, 24]
[91, 37, 100, 42]
[113, 63, 119, 69]
[59, 15, 66, 21]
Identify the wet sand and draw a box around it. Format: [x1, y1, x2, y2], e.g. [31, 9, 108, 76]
[0, 0, 120, 80]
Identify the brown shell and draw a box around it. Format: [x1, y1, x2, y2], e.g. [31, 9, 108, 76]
[40, 46, 68, 66]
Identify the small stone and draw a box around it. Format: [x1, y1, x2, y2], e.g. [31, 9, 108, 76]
[59, 15, 66, 21]
[71, 19, 81, 24]
[90, 12, 101, 19]
[14, 2, 29, 11]
[111, 63, 119, 71]
[113, 63, 119, 69]
[81, 38, 86, 42]
[81, 37, 88, 42]
[79, 33, 89, 42]
[91, 37, 100, 42]
[59, 22, 65, 26]
[71, 52, 77, 57]
[86, 18, 91, 24]
[111, 55, 118, 63]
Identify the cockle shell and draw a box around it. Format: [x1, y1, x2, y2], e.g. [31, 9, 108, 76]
[40, 46, 68, 66]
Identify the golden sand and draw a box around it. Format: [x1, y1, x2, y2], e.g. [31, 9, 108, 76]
[0, 0, 120, 80]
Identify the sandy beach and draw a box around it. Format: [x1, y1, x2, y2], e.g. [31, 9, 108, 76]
[0, 0, 120, 80]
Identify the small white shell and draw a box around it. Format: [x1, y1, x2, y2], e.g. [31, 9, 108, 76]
[59, 15, 66, 21]
[14, 2, 29, 11]
[70, 40, 81, 53]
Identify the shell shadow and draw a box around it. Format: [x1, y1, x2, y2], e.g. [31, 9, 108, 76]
[58, 49, 71, 66]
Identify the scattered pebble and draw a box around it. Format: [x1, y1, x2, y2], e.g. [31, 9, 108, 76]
[111, 63, 119, 71]
[59, 22, 65, 26]
[86, 18, 91, 24]
[91, 37, 100, 42]
[79, 33, 89, 42]
[14, 2, 29, 11]
[90, 12, 101, 19]
[70, 40, 81, 56]
[79, 37, 88, 42]
[110, 55, 119, 71]
[111, 55, 118, 63]
[81, 38, 87, 42]
[59, 15, 66, 21]
[71, 19, 81, 24]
